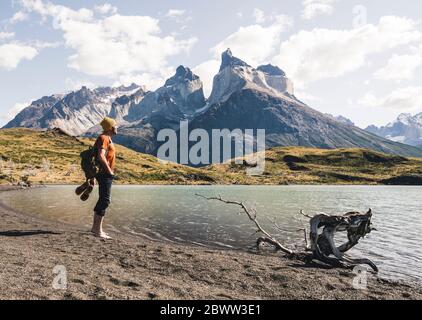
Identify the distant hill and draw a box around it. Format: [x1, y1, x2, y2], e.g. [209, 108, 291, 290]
[1, 128, 421, 185]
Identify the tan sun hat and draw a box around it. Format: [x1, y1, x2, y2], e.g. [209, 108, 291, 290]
[100, 117, 116, 131]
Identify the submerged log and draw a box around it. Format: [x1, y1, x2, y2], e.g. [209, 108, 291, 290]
[197, 194, 378, 272]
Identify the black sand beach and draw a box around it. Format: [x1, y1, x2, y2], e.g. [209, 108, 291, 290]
[0, 185, 421, 300]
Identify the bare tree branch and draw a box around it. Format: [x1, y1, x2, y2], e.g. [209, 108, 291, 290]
[196, 194, 294, 255]
[299, 210, 314, 219]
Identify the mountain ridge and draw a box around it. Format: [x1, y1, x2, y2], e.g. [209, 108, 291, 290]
[186, 88, 422, 161]
[366, 112, 422, 147]
[4, 84, 141, 136]
[4, 49, 422, 159]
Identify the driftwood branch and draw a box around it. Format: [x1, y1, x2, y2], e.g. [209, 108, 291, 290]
[195, 194, 294, 255]
[307, 209, 378, 272]
[197, 194, 379, 273]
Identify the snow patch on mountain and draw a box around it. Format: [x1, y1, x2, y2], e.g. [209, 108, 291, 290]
[366, 112, 422, 147]
[4, 84, 141, 136]
[125, 66, 205, 124]
[325, 114, 355, 126]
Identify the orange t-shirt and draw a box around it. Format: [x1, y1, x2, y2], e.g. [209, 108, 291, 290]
[95, 134, 116, 172]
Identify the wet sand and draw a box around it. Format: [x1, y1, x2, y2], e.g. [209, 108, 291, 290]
[0, 185, 421, 300]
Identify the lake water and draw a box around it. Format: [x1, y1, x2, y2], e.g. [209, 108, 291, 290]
[1, 185, 421, 284]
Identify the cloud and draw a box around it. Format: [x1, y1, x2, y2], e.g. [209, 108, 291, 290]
[358, 87, 422, 112]
[0, 43, 38, 70]
[19, 0, 197, 90]
[252, 8, 294, 26]
[0, 32, 15, 40]
[64, 78, 97, 91]
[295, 89, 323, 105]
[0, 16, 56, 70]
[165, 9, 186, 19]
[0, 101, 31, 124]
[272, 16, 422, 86]
[115, 72, 170, 91]
[212, 25, 282, 66]
[302, 0, 337, 20]
[212, 17, 292, 66]
[193, 59, 220, 96]
[94, 3, 117, 15]
[31, 40, 62, 49]
[253, 8, 265, 24]
[10, 11, 29, 23]
[20, 0, 94, 24]
[164, 9, 191, 25]
[374, 52, 422, 81]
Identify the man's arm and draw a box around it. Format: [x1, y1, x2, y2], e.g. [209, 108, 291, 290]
[98, 148, 114, 175]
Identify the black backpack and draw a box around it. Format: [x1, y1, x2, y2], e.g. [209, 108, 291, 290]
[80, 136, 111, 179]
[80, 146, 100, 180]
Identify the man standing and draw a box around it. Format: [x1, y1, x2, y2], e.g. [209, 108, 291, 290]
[91, 117, 117, 239]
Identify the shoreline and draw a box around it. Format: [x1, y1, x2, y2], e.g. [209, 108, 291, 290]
[0, 186, 421, 300]
[4, 183, 422, 188]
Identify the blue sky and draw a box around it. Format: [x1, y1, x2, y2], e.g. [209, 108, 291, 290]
[1, 0, 422, 128]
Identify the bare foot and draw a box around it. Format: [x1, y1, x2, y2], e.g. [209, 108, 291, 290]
[91, 230, 112, 240]
[100, 233, 112, 240]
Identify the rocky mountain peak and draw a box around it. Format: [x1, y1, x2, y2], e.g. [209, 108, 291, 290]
[365, 112, 422, 147]
[118, 83, 140, 92]
[125, 66, 206, 122]
[209, 50, 294, 106]
[3, 83, 145, 136]
[396, 113, 412, 124]
[219, 48, 250, 72]
[328, 114, 355, 126]
[162, 66, 204, 105]
[78, 86, 91, 95]
[257, 64, 286, 77]
[62, 86, 96, 108]
[6, 51, 422, 159]
[165, 65, 199, 86]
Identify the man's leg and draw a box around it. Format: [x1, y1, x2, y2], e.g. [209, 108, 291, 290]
[91, 175, 112, 239]
[91, 213, 111, 239]
[91, 212, 102, 233]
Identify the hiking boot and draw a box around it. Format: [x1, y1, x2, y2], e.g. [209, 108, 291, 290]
[80, 183, 94, 201]
[75, 181, 89, 196]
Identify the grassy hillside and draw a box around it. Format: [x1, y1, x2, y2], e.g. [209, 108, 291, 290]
[205, 147, 422, 185]
[1, 128, 421, 185]
[0, 128, 221, 185]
